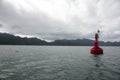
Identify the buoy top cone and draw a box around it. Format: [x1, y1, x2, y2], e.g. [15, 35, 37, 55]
[90, 30, 103, 54]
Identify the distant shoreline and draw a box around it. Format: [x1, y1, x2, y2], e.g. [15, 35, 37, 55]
[0, 33, 120, 46]
[0, 45, 120, 47]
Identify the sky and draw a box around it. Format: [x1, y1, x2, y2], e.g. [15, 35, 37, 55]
[0, 0, 120, 41]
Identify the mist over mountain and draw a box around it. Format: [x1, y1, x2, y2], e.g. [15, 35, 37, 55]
[0, 33, 120, 46]
[0, 33, 48, 45]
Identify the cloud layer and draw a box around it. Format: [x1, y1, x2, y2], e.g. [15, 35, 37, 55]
[0, 0, 120, 41]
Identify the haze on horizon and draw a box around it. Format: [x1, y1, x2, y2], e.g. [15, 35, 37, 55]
[0, 0, 120, 41]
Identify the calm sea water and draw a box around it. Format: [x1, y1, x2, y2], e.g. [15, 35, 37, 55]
[0, 45, 120, 80]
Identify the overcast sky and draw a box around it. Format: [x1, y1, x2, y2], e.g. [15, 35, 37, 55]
[0, 0, 120, 41]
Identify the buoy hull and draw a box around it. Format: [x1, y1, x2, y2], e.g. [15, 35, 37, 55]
[90, 30, 103, 54]
[91, 47, 103, 54]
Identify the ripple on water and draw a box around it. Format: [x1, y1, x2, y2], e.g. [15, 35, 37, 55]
[0, 46, 120, 80]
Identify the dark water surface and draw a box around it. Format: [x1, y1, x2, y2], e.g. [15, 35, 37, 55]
[0, 46, 120, 80]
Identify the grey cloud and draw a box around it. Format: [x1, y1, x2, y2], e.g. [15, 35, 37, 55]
[0, 0, 71, 38]
[0, 24, 3, 28]
[0, 0, 120, 41]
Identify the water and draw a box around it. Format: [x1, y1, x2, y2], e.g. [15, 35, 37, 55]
[0, 45, 120, 80]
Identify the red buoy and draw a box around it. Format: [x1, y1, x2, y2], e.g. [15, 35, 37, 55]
[90, 30, 103, 54]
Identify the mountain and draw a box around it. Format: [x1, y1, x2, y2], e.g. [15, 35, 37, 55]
[0, 33, 120, 46]
[50, 39, 94, 46]
[0, 33, 48, 45]
[50, 39, 120, 46]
